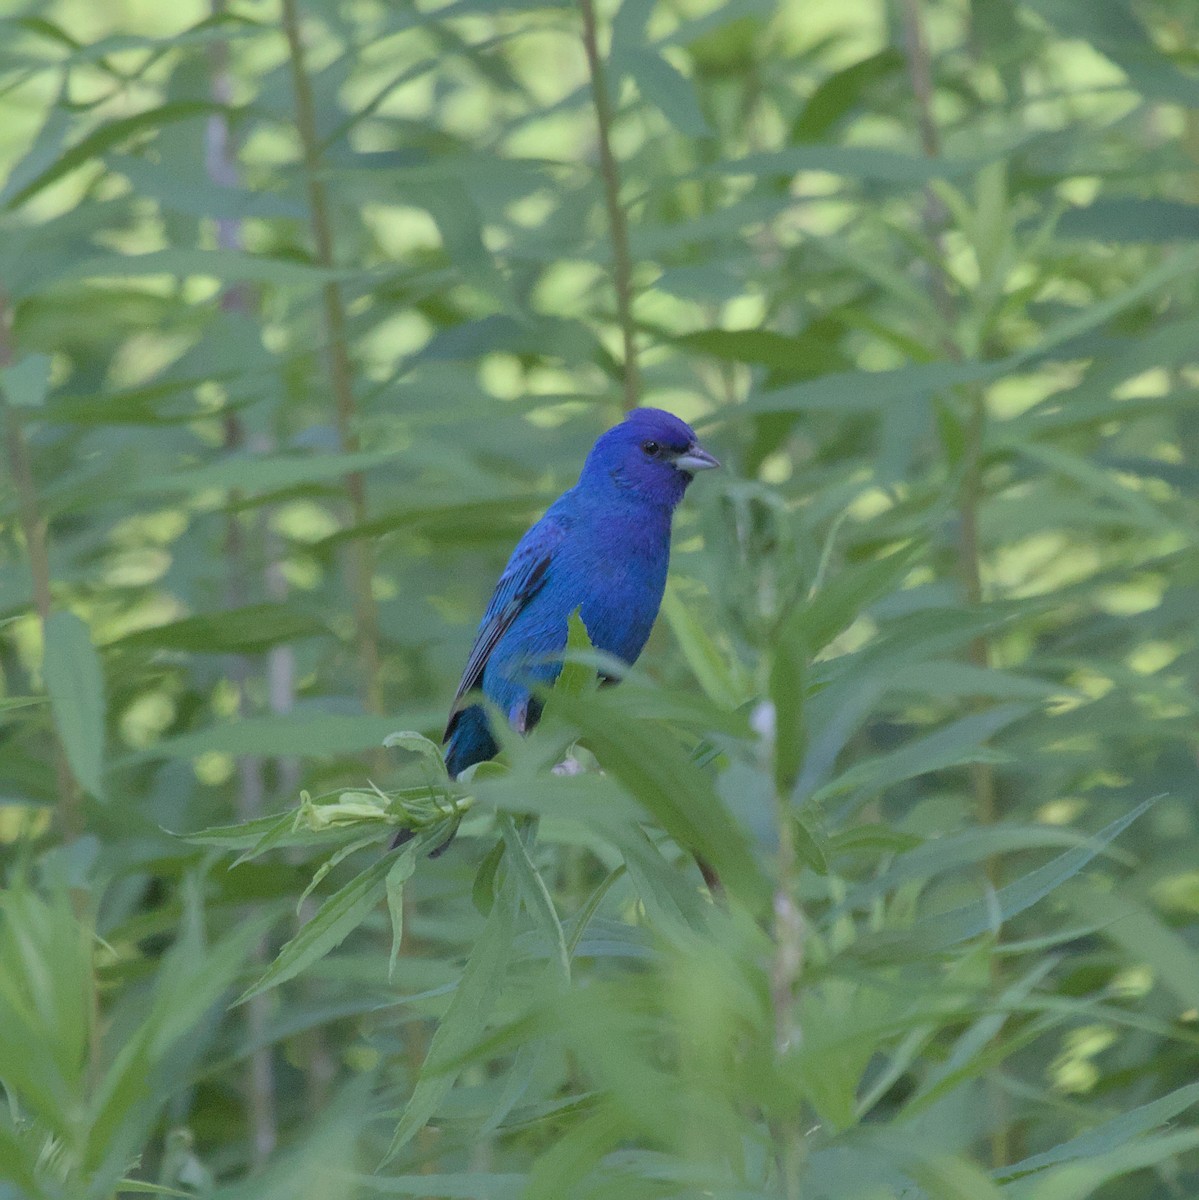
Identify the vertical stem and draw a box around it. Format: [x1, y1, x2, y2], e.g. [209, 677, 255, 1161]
[222, 517, 279, 1169]
[279, 0, 371, 1118]
[578, 0, 639, 413]
[897, 0, 1006, 1165]
[957, 394, 997, 827]
[0, 295, 83, 841]
[896, 0, 997, 829]
[206, 13, 278, 1167]
[770, 788, 805, 1198]
[897, 0, 956, 340]
[280, 0, 384, 718]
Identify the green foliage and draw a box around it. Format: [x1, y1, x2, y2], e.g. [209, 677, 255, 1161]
[2, 0, 1199, 1195]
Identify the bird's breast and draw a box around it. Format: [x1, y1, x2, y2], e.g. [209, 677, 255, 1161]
[568, 515, 670, 664]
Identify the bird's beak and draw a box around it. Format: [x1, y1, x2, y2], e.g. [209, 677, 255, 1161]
[674, 443, 721, 473]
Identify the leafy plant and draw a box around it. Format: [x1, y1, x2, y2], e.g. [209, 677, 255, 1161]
[2, 0, 1199, 1196]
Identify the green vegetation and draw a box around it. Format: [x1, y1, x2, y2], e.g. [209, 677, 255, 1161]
[2, 0, 1199, 1195]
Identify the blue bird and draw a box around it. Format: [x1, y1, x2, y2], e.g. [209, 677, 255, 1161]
[443, 407, 719, 779]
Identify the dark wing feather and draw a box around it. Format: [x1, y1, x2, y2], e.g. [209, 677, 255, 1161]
[444, 514, 568, 739]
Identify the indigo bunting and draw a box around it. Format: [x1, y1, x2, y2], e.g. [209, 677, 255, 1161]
[444, 407, 719, 778]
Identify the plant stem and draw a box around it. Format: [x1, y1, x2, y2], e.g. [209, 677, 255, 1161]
[578, 0, 639, 414]
[896, 0, 997, 835]
[897, 0, 1007, 1166]
[281, 0, 384, 718]
[770, 788, 805, 1197]
[0, 295, 83, 841]
[897, 0, 956, 342]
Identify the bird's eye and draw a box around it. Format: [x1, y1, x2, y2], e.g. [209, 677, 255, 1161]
[641, 440, 661, 457]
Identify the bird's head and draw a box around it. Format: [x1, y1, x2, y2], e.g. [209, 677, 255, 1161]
[581, 408, 720, 509]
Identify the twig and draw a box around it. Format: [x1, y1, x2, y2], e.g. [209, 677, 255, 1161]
[896, 0, 997, 838]
[0, 294, 83, 841]
[770, 781, 805, 1197]
[279, 0, 395, 1133]
[896, 0, 997, 821]
[897, 0, 1006, 1166]
[578, 0, 639, 413]
[281, 0, 384, 718]
[897, 0, 956, 339]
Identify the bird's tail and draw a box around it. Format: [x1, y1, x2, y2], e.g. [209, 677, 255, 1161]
[444, 703, 498, 780]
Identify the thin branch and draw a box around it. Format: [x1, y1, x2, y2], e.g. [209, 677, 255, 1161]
[898, 0, 1006, 1166]
[578, 0, 639, 413]
[896, 0, 996, 827]
[281, 0, 384, 717]
[0, 295, 83, 841]
[770, 775, 805, 1198]
[897, 0, 957, 339]
[221, 514, 279, 1169]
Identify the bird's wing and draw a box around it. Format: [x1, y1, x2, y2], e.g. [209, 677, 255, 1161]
[444, 513, 569, 739]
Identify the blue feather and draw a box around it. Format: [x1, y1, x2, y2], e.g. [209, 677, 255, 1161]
[441, 407, 718, 778]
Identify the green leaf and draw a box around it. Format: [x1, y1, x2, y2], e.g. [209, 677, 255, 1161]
[351, 1175, 525, 1199]
[906, 795, 1162, 950]
[1009, 245, 1199, 368]
[1014, 442, 1189, 540]
[384, 730, 449, 775]
[123, 713, 438, 763]
[549, 692, 770, 911]
[788, 541, 923, 656]
[1002, 1081, 1199, 1182]
[1023, 0, 1199, 106]
[626, 49, 710, 137]
[887, 661, 1068, 702]
[113, 1184, 195, 1198]
[699, 144, 993, 185]
[566, 865, 627, 958]
[107, 153, 306, 223]
[43, 610, 107, 800]
[471, 839, 506, 916]
[812, 704, 1027, 802]
[0, 354, 52, 408]
[673, 326, 845, 387]
[1067, 888, 1199, 1011]
[294, 835, 381, 911]
[129, 445, 407, 497]
[1006, 1130, 1199, 1200]
[4, 101, 223, 209]
[769, 630, 806, 794]
[382, 879, 518, 1162]
[827, 824, 922, 856]
[838, 824, 1104, 917]
[660, 585, 750, 707]
[792, 815, 828, 875]
[66, 248, 350, 288]
[499, 815, 569, 983]
[183, 810, 359, 853]
[1058, 198, 1199, 243]
[236, 853, 396, 1004]
[112, 604, 327, 654]
[740, 360, 999, 417]
[386, 846, 418, 983]
[552, 609, 599, 699]
[617, 827, 710, 934]
[791, 49, 903, 142]
[231, 810, 303, 867]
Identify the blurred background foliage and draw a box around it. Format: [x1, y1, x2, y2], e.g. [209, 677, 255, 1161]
[2, 0, 1199, 1194]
